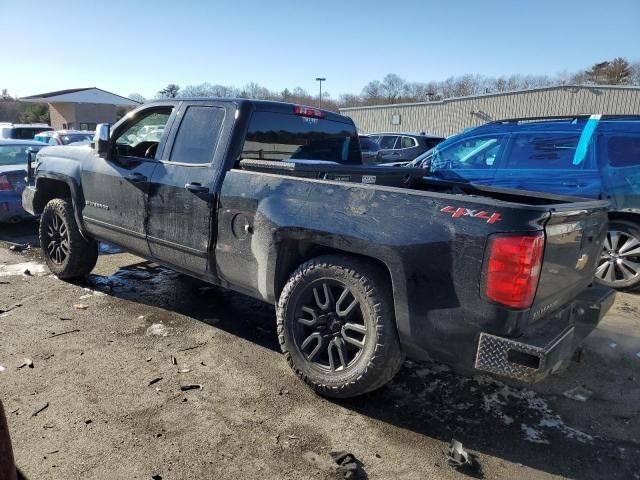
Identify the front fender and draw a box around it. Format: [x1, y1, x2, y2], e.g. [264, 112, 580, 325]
[33, 147, 89, 236]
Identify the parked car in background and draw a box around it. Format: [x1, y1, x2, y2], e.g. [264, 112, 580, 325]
[34, 130, 94, 146]
[368, 132, 445, 162]
[409, 115, 640, 291]
[0, 123, 52, 140]
[0, 139, 44, 222]
[359, 135, 382, 164]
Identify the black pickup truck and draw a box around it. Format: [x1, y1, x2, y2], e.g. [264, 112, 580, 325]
[23, 99, 614, 398]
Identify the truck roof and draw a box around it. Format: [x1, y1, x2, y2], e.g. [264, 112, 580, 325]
[143, 98, 354, 124]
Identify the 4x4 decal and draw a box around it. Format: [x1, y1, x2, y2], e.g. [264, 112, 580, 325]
[441, 206, 502, 224]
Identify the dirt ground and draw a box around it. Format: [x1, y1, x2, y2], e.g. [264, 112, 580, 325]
[1, 221, 639, 480]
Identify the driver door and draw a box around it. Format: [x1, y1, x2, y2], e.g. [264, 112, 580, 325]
[80, 104, 177, 257]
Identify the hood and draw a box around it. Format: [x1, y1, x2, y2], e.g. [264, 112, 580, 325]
[37, 144, 90, 162]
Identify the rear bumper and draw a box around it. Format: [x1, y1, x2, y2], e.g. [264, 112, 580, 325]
[474, 284, 615, 382]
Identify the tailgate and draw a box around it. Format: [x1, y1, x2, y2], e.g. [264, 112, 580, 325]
[531, 204, 609, 321]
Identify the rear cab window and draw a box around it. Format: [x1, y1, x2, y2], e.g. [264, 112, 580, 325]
[241, 110, 361, 165]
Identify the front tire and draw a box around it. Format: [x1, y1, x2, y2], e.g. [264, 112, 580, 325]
[39, 198, 98, 279]
[277, 255, 404, 398]
[595, 220, 640, 291]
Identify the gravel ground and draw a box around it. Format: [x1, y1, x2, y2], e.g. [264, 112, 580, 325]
[1, 222, 639, 480]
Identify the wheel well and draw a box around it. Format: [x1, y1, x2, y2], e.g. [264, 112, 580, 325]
[34, 178, 71, 213]
[608, 212, 640, 227]
[274, 240, 394, 302]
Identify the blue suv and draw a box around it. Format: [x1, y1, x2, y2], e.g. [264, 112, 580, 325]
[410, 115, 640, 291]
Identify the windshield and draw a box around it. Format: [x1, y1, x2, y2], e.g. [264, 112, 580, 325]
[60, 133, 93, 145]
[0, 145, 43, 166]
[242, 111, 361, 164]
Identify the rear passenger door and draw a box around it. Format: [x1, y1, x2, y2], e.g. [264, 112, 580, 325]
[146, 102, 232, 277]
[494, 131, 601, 197]
[378, 135, 400, 162]
[599, 123, 640, 211]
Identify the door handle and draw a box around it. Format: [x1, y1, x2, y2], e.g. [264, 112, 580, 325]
[185, 182, 210, 194]
[126, 172, 147, 183]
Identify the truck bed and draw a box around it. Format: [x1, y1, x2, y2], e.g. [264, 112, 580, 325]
[238, 159, 605, 208]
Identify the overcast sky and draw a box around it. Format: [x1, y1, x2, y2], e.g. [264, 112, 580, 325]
[3, 0, 639, 99]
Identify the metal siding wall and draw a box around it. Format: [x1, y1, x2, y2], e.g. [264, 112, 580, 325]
[341, 86, 640, 137]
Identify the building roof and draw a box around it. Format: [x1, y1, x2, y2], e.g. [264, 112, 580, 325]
[20, 87, 140, 106]
[339, 84, 640, 112]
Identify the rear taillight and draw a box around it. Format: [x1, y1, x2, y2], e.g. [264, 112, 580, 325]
[0, 175, 12, 191]
[485, 232, 545, 309]
[294, 105, 325, 118]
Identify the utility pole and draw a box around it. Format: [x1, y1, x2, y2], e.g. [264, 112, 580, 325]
[315, 77, 326, 108]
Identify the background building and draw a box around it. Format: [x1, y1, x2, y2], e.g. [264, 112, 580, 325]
[20, 87, 139, 130]
[340, 85, 640, 137]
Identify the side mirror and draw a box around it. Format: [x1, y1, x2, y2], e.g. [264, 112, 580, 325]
[92, 123, 110, 158]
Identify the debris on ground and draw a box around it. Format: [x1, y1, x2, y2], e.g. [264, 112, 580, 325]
[49, 329, 80, 338]
[79, 294, 93, 300]
[177, 342, 207, 352]
[0, 365, 6, 373]
[149, 377, 163, 386]
[146, 357, 152, 362]
[446, 439, 483, 478]
[178, 368, 191, 373]
[0, 303, 22, 314]
[31, 402, 49, 417]
[331, 451, 366, 479]
[609, 343, 618, 348]
[303, 451, 366, 479]
[73, 304, 89, 310]
[0, 262, 46, 277]
[171, 355, 177, 365]
[17, 358, 34, 369]
[180, 384, 202, 391]
[9, 244, 28, 252]
[287, 434, 299, 440]
[563, 386, 593, 402]
[146, 323, 171, 337]
[152, 475, 162, 480]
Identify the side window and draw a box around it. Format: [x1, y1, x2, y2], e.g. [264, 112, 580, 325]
[169, 106, 225, 164]
[401, 136, 416, 148]
[431, 135, 506, 170]
[114, 108, 173, 159]
[48, 137, 58, 145]
[379, 135, 398, 149]
[606, 134, 640, 167]
[504, 133, 582, 169]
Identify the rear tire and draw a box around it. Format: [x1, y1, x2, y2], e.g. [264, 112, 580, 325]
[39, 198, 98, 279]
[277, 254, 404, 398]
[595, 220, 640, 291]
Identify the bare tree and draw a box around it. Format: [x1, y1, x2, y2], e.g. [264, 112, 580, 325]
[157, 84, 181, 98]
[128, 93, 146, 103]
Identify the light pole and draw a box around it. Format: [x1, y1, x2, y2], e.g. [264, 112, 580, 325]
[315, 77, 326, 108]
